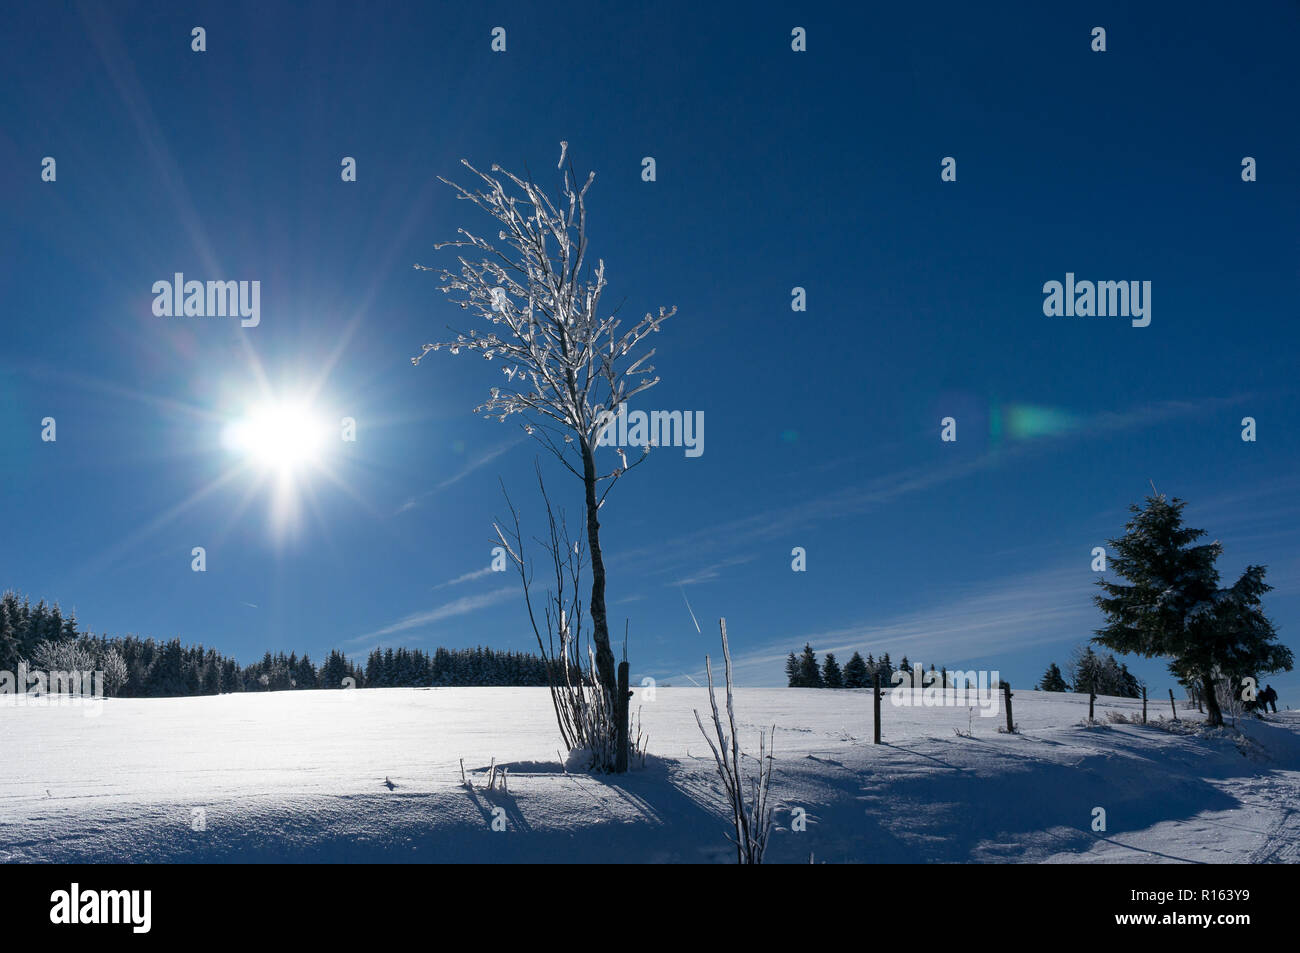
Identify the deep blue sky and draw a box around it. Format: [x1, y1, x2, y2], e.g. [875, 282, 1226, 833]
[2, 1, 1297, 698]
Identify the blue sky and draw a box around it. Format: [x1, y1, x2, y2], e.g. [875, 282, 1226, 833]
[2, 1, 1297, 698]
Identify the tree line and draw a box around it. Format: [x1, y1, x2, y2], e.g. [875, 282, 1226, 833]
[361, 645, 549, 688]
[785, 645, 957, 689]
[0, 589, 550, 697]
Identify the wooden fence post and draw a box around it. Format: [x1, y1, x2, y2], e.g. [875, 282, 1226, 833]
[1089, 690, 1096, 721]
[615, 661, 630, 773]
[1003, 682, 1014, 733]
[873, 671, 882, 744]
[1169, 688, 1179, 721]
[1142, 685, 1147, 724]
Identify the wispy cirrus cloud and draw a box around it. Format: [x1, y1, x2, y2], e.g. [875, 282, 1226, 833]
[622, 395, 1251, 581]
[395, 438, 523, 514]
[673, 553, 758, 586]
[350, 587, 518, 644]
[672, 563, 1098, 687]
[685, 467, 1300, 687]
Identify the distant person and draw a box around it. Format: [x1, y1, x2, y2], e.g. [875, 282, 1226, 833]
[1262, 685, 1279, 714]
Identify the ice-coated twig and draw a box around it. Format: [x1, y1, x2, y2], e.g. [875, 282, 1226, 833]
[694, 618, 776, 863]
[412, 143, 676, 487]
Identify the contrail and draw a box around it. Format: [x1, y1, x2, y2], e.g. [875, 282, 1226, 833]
[677, 583, 702, 634]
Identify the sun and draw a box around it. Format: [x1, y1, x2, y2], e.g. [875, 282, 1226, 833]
[222, 400, 329, 474]
[220, 396, 337, 540]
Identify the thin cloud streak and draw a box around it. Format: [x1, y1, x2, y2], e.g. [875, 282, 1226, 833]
[433, 566, 495, 590]
[678, 564, 1098, 686]
[395, 438, 523, 514]
[672, 553, 758, 586]
[679, 464, 1299, 686]
[351, 587, 517, 643]
[619, 395, 1250, 581]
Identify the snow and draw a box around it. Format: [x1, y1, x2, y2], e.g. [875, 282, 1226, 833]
[3, 687, 1298, 863]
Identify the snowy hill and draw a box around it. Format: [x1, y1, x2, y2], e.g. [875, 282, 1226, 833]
[3, 687, 1298, 863]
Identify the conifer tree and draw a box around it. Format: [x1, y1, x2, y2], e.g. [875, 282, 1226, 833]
[797, 644, 822, 688]
[1119, 663, 1141, 699]
[1094, 494, 1293, 726]
[1038, 662, 1068, 692]
[822, 653, 843, 688]
[1069, 645, 1102, 695]
[843, 651, 868, 688]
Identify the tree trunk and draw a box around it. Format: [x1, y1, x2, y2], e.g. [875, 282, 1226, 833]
[1201, 671, 1223, 727]
[579, 439, 618, 706]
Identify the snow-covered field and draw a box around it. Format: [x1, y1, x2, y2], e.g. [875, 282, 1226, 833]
[3, 687, 1298, 863]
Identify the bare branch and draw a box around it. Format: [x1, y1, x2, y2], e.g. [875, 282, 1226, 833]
[413, 146, 676, 465]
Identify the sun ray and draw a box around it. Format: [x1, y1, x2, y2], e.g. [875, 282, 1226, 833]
[70, 464, 251, 580]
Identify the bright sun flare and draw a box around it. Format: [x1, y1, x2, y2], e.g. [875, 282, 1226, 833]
[222, 401, 328, 473]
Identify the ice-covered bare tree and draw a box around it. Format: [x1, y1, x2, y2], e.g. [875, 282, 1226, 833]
[413, 143, 675, 770]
